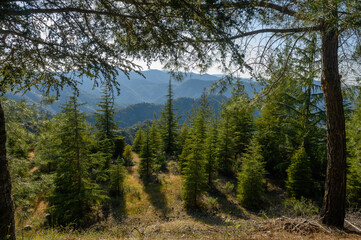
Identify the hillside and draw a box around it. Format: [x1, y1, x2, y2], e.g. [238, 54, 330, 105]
[19, 152, 361, 240]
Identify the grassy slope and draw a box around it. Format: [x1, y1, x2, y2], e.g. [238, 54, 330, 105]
[18, 152, 361, 239]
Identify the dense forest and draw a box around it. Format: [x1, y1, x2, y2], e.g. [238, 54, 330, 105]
[1, 0, 360, 239]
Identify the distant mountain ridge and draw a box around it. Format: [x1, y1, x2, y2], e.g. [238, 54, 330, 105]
[5, 69, 261, 126]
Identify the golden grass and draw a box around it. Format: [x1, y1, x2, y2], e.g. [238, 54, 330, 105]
[18, 152, 361, 240]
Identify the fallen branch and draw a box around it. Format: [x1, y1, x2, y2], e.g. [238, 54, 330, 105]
[345, 219, 361, 233]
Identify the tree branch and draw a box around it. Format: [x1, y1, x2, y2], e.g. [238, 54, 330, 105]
[228, 26, 322, 40]
[200, 1, 300, 19]
[3, 7, 143, 20]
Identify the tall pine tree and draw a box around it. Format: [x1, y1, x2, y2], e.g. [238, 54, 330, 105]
[94, 88, 123, 166]
[159, 79, 179, 157]
[49, 96, 107, 227]
[182, 92, 210, 208]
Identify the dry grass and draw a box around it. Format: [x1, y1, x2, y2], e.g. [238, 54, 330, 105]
[18, 152, 361, 239]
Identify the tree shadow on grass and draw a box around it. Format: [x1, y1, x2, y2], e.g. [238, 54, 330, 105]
[186, 208, 230, 226]
[142, 177, 169, 219]
[208, 185, 248, 220]
[105, 194, 127, 222]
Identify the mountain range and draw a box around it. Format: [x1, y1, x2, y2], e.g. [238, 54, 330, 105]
[5, 69, 260, 126]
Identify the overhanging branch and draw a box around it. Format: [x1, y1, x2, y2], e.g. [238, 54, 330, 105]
[3, 7, 143, 20]
[228, 26, 322, 40]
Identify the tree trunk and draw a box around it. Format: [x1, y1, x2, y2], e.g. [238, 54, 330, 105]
[0, 100, 16, 240]
[320, 27, 346, 228]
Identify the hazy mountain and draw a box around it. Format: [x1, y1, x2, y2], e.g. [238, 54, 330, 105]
[6, 69, 258, 109]
[5, 69, 260, 126]
[111, 95, 227, 127]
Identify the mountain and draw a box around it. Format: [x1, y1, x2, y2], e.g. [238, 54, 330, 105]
[112, 95, 227, 127]
[5, 69, 261, 127]
[6, 69, 258, 111]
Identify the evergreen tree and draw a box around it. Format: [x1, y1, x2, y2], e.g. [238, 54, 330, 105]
[182, 135, 207, 209]
[181, 93, 210, 208]
[227, 85, 254, 160]
[49, 96, 107, 227]
[150, 120, 162, 156]
[109, 158, 126, 197]
[35, 117, 62, 173]
[123, 145, 134, 166]
[286, 145, 313, 199]
[218, 85, 254, 177]
[237, 139, 266, 210]
[346, 96, 361, 206]
[178, 112, 192, 172]
[95, 88, 118, 141]
[205, 118, 219, 186]
[256, 39, 326, 184]
[218, 110, 235, 177]
[132, 127, 144, 153]
[150, 120, 166, 172]
[159, 79, 179, 156]
[94, 88, 122, 167]
[138, 122, 154, 181]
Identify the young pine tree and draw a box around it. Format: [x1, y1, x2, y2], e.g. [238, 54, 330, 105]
[138, 122, 154, 181]
[182, 135, 207, 209]
[237, 139, 266, 210]
[132, 127, 144, 153]
[49, 96, 107, 227]
[123, 145, 134, 166]
[286, 145, 312, 199]
[109, 158, 126, 197]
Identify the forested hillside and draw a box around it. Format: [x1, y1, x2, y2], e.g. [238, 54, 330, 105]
[1, 1, 360, 240]
[4, 75, 361, 239]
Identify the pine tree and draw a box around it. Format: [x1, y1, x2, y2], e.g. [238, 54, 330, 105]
[237, 139, 266, 210]
[346, 96, 361, 206]
[95, 88, 118, 141]
[150, 120, 166, 172]
[109, 158, 126, 197]
[218, 110, 235, 177]
[138, 122, 154, 181]
[218, 85, 254, 177]
[182, 135, 207, 209]
[132, 127, 144, 153]
[181, 92, 210, 208]
[178, 112, 192, 172]
[159, 79, 179, 157]
[150, 120, 162, 156]
[227, 85, 254, 160]
[286, 145, 312, 199]
[49, 95, 107, 227]
[94, 88, 121, 167]
[205, 118, 219, 186]
[123, 145, 134, 166]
